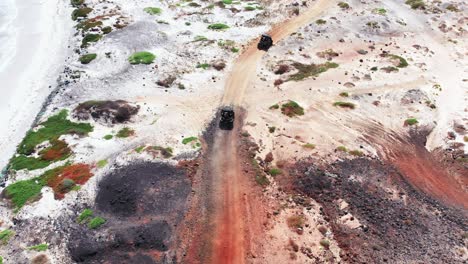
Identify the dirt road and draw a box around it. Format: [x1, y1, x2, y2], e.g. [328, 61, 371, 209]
[222, 0, 335, 106]
[204, 0, 336, 263]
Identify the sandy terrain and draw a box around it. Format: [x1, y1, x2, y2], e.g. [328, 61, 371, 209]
[0, 0, 466, 263]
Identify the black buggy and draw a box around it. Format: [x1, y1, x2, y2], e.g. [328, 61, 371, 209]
[219, 106, 235, 130]
[257, 34, 273, 51]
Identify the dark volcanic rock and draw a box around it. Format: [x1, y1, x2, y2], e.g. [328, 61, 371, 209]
[73, 100, 139, 125]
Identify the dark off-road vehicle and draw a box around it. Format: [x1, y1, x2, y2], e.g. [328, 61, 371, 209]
[219, 106, 235, 130]
[257, 34, 273, 51]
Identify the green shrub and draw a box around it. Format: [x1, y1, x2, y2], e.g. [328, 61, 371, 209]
[208, 23, 230, 30]
[381, 66, 399, 72]
[373, 8, 387, 15]
[245, 6, 255, 11]
[287, 215, 305, 229]
[81, 33, 102, 48]
[0, 230, 14, 245]
[303, 143, 315, 149]
[97, 159, 108, 168]
[349, 150, 364, 157]
[336, 146, 347, 152]
[128, 51, 156, 64]
[339, 92, 349, 97]
[281, 101, 304, 117]
[72, 7, 92, 20]
[188, 2, 201, 7]
[231, 47, 239, 53]
[222, 0, 232, 4]
[27, 243, 48, 251]
[320, 239, 330, 249]
[144, 7, 162, 15]
[182, 137, 198, 144]
[78, 208, 93, 223]
[196, 63, 211, 70]
[79, 53, 97, 64]
[405, 0, 425, 9]
[316, 19, 326, 25]
[446, 4, 459, 12]
[71, 0, 84, 7]
[135, 146, 145, 153]
[255, 174, 270, 186]
[370, 66, 378, 71]
[9, 155, 54, 171]
[76, 20, 102, 31]
[405, 118, 418, 126]
[88, 217, 106, 229]
[194, 35, 208, 42]
[4, 176, 44, 210]
[288, 62, 338, 81]
[116, 127, 134, 138]
[388, 54, 408, 68]
[268, 168, 282, 176]
[338, 2, 350, 9]
[102, 26, 112, 34]
[333, 101, 355, 109]
[269, 104, 279, 110]
[103, 134, 113, 140]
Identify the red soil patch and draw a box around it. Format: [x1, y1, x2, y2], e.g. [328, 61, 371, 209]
[45, 163, 94, 199]
[40, 140, 71, 161]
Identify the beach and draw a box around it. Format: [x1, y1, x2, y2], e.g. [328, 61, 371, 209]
[0, 0, 72, 171]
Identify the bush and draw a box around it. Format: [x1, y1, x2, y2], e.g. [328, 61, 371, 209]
[388, 54, 408, 68]
[303, 143, 315, 149]
[404, 118, 418, 126]
[287, 215, 305, 229]
[288, 62, 338, 81]
[336, 146, 347, 152]
[97, 159, 108, 168]
[196, 63, 211, 70]
[245, 6, 255, 11]
[79, 53, 97, 64]
[116, 127, 135, 138]
[405, 0, 425, 9]
[268, 168, 282, 176]
[269, 104, 279, 110]
[349, 150, 364, 157]
[320, 239, 330, 249]
[0, 230, 14, 245]
[71, 0, 84, 7]
[339, 92, 349, 97]
[208, 23, 230, 30]
[27, 243, 48, 251]
[88, 217, 106, 229]
[128, 51, 156, 64]
[81, 33, 102, 48]
[144, 7, 162, 15]
[316, 19, 326, 25]
[72, 7, 92, 20]
[338, 2, 350, 9]
[381, 66, 398, 73]
[76, 20, 102, 31]
[333, 101, 355, 109]
[281, 101, 304, 117]
[373, 8, 387, 15]
[182, 137, 198, 144]
[78, 208, 93, 223]
[222, 0, 232, 4]
[102, 26, 112, 34]
[103, 134, 113, 140]
[268, 126, 276, 133]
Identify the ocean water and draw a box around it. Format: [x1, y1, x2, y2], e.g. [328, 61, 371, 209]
[0, 0, 17, 74]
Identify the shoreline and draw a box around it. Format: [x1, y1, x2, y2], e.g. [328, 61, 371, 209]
[0, 0, 72, 172]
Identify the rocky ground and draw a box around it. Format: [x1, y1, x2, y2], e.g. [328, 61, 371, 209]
[0, 0, 467, 263]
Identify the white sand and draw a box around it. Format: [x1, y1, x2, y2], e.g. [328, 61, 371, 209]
[0, 0, 72, 170]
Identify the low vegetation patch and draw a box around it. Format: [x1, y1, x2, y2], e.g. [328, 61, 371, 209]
[27, 243, 48, 252]
[116, 127, 135, 138]
[145, 146, 173, 158]
[88, 217, 106, 229]
[287, 215, 305, 229]
[281, 100, 304, 117]
[78, 208, 94, 223]
[268, 168, 282, 176]
[373, 8, 387, 15]
[71, 0, 84, 7]
[79, 53, 97, 64]
[76, 20, 103, 31]
[97, 159, 108, 168]
[103, 134, 113, 140]
[269, 104, 279, 110]
[338, 2, 350, 9]
[0, 230, 14, 245]
[81, 33, 102, 48]
[339, 92, 349, 97]
[404, 118, 418, 126]
[336, 146, 348, 152]
[381, 66, 399, 73]
[320, 239, 330, 249]
[349, 150, 364, 157]
[72, 7, 92, 20]
[316, 19, 326, 25]
[288, 61, 338, 81]
[4, 163, 93, 210]
[144, 7, 162, 15]
[10, 139, 71, 170]
[128, 51, 156, 64]
[387, 54, 409, 68]
[182, 137, 201, 148]
[208, 23, 230, 30]
[333, 101, 356, 109]
[196, 63, 211, 70]
[405, 0, 425, 9]
[303, 143, 315, 149]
